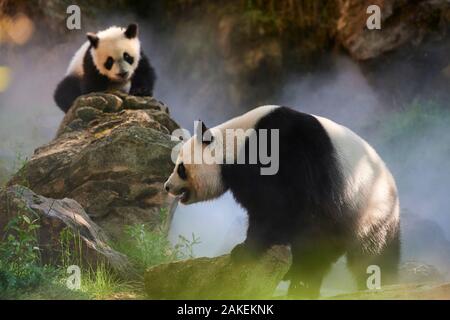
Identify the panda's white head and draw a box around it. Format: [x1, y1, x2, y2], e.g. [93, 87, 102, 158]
[87, 24, 141, 83]
[164, 123, 228, 204]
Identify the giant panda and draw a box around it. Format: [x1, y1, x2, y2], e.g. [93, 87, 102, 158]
[54, 24, 156, 113]
[164, 105, 400, 298]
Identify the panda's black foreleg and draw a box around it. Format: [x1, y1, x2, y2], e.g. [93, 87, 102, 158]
[54, 75, 82, 113]
[230, 214, 285, 263]
[287, 239, 344, 299]
[129, 53, 156, 96]
[230, 238, 272, 263]
[230, 233, 273, 263]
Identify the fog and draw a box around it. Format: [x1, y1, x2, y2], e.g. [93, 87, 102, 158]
[1, 15, 449, 291]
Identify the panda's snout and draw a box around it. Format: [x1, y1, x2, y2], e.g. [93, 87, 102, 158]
[117, 71, 129, 79]
[164, 181, 171, 192]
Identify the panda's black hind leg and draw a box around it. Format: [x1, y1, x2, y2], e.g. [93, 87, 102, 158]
[346, 225, 400, 290]
[54, 75, 82, 113]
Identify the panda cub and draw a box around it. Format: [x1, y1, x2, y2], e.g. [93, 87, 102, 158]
[54, 24, 156, 113]
[164, 106, 400, 298]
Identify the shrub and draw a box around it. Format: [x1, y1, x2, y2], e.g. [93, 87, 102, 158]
[0, 212, 44, 295]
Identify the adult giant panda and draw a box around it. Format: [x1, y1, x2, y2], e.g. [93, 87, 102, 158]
[54, 24, 156, 113]
[164, 105, 400, 298]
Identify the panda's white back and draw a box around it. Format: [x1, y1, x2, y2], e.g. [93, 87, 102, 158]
[215, 105, 280, 132]
[314, 115, 399, 241]
[66, 41, 89, 77]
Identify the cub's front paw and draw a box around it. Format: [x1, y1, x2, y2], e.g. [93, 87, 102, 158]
[130, 87, 152, 97]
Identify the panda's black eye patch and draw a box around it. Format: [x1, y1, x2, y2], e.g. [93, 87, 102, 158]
[104, 57, 114, 70]
[123, 52, 134, 65]
[177, 162, 187, 180]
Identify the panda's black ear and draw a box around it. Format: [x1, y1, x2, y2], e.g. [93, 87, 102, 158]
[195, 120, 213, 144]
[125, 23, 138, 39]
[200, 121, 208, 137]
[87, 33, 99, 48]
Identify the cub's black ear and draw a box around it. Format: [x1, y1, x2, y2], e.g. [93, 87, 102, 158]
[125, 23, 138, 39]
[86, 33, 99, 48]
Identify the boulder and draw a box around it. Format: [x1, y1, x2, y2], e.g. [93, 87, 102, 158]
[8, 92, 179, 240]
[337, 0, 450, 60]
[144, 245, 291, 299]
[0, 185, 131, 275]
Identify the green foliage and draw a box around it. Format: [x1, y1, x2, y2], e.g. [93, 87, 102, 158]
[0, 211, 43, 294]
[0, 201, 199, 298]
[59, 227, 84, 268]
[79, 263, 131, 299]
[242, 6, 281, 33]
[175, 233, 201, 260]
[115, 223, 176, 273]
[115, 210, 201, 273]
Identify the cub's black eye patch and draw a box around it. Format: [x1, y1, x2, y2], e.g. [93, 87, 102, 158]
[177, 162, 187, 180]
[104, 57, 114, 70]
[123, 52, 134, 65]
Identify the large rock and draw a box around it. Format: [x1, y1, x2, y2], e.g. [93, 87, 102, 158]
[337, 0, 450, 60]
[8, 92, 179, 240]
[144, 245, 291, 299]
[0, 185, 131, 275]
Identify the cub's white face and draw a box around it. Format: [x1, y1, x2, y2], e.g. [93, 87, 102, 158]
[164, 135, 227, 205]
[88, 24, 141, 83]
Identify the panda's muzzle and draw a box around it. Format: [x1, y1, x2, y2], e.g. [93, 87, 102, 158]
[179, 188, 190, 204]
[164, 182, 190, 204]
[117, 71, 129, 79]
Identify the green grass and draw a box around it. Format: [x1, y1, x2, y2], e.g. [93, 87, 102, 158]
[115, 224, 176, 273]
[114, 219, 201, 274]
[78, 263, 135, 299]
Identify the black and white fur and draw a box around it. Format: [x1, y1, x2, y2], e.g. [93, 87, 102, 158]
[54, 24, 156, 113]
[164, 106, 400, 298]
